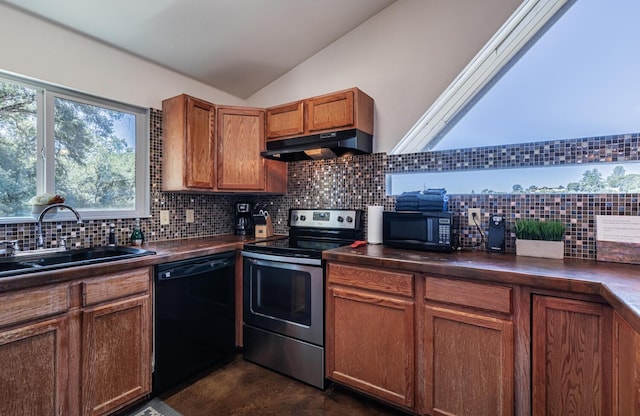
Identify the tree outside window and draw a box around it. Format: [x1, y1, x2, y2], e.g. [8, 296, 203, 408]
[0, 77, 147, 219]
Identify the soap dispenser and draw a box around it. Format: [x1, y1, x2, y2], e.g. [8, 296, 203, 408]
[108, 223, 116, 246]
[130, 218, 144, 246]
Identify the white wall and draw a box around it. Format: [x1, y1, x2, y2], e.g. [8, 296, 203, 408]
[0, 0, 520, 149]
[247, 0, 522, 153]
[0, 3, 245, 110]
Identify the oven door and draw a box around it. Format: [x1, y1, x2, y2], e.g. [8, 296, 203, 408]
[242, 251, 323, 346]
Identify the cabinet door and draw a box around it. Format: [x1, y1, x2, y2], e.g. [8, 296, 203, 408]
[0, 316, 69, 416]
[162, 94, 216, 191]
[326, 287, 414, 409]
[82, 295, 151, 416]
[307, 90, 354, 132]
[423, 305, 514, 416]
[266, 101, 304, 139]
[217, 106, 266, 191]
[185, 96, 216, 189]
[613, 311, 640, 415]
[532, 295, 613, 416]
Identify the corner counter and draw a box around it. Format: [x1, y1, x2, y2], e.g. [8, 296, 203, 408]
[323, 244, 640, 332]
[323, 244, 640, 415]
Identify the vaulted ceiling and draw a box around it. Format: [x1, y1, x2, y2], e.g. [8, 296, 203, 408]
[2, 0, 396, 98]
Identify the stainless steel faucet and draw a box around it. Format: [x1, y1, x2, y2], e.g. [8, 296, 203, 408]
[36, 203, 83, 250]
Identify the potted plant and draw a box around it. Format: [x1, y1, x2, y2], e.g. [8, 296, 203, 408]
[514, 219, 565, 259]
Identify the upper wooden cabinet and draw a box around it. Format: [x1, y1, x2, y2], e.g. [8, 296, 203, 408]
[163, 94, 216, 191]
[266, 87, 374, 140]
[265, 101, 304, 139]
[216, 106, 266, 191]
[162, 95, 286, 194]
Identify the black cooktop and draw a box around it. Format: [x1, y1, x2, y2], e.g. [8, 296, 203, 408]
[242, 238, 350, 259]
[242, 208, 364, 259]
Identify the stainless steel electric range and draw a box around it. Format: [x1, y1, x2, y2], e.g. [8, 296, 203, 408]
[241, 208, 363, 389]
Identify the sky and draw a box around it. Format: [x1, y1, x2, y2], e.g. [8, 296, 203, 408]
[387, 162, 640, 195]
[433, 0, 640, 150]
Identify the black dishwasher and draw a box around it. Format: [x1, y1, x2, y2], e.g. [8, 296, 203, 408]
[154, 252, 236, 395]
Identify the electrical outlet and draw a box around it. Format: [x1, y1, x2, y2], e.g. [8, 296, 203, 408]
[160, 210, 170, 225]
[186, 209, 194, 223]
[468, 208, 481, 226]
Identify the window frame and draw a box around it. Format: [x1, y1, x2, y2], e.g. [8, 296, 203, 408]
[390, 0, 573, 154]
[0, 71, 150, 223]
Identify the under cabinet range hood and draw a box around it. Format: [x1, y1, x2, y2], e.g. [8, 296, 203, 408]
[260, 129, 372, 162]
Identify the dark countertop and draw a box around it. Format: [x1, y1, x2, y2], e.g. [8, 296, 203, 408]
[323, 244, 640, 332]
[0, 234, 287, 293]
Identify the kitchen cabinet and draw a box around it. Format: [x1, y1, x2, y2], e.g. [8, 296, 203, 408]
[532, 295, 613, 415]
[0, 283, 71, 415]
[266, 87, 374, 140]
[216, 106, 266, 191]
[613, 311, 640, 415]
[421, 277, 514, 416]
[0, 267, 152, 416]
[162, 95, 286, 193]
[216, 106, 286, 193]
[307, 88, 371, 134]
[265, 101, 304, 139]
[325, 261, 515, 416]
[163, 94, 216, 191]
[81, 268, 152, 416]
[326, 263, 415, 410]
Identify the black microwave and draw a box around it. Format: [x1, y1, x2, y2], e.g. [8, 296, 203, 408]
[383, 211, 454, 252]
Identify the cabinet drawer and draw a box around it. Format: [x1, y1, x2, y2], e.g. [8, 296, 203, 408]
[327, 263, 414, 298]
[82, 268, 150, 306]
[424, 277, 512, 314]
[0, 284, 70, 328]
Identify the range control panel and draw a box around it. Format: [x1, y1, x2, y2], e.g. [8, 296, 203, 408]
[289, 209, 360, 230]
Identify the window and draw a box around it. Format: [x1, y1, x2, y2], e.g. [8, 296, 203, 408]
[433, 0, 640, 151]
[0, 73, 149, 222]
[391, 0, 573, 154]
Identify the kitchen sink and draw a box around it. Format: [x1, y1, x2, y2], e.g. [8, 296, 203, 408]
[0, 246, 155, 278]
[0, 261, 34, 273]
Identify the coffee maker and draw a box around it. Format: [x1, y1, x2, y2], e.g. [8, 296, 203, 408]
[235, 202, 254, 235]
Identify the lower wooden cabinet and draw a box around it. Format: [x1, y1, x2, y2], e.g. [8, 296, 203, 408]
[421, 277, 514, 416]
[326, 263, 415, 410]
[532, 295, 613, 415]
[81, 268, 152, 416]
[0, 316, 69, 415]
[423, 305, 513, 416]
[327, 287, 415, 408]
[0, 267, 152, 416]
[613, 311, 640, 415]
[82, 295, 151, 416]
[326, 260, 640, 415]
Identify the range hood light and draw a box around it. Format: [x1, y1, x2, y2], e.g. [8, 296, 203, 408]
[303, 148, 337, 160]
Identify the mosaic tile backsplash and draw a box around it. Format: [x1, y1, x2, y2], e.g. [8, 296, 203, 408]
[1, 107, 638, 262]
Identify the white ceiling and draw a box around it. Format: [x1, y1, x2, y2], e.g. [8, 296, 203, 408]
[2, 0, 396, 99]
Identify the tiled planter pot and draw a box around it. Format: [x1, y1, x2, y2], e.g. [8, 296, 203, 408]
[516, 239, 564, 259]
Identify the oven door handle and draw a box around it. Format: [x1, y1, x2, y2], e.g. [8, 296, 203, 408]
[241, 250, 322, 267]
